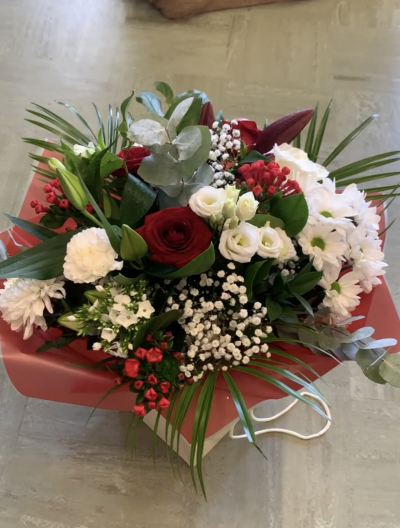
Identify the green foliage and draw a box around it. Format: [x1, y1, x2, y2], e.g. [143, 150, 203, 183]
[148, 243, 215, 279]
[131, 310, 182, 350]
[248, 214, 285, 229]
[265, 297, 283, 321]
[136, 91, 164, 116]
[288, 271, 323, 295]
[120, 225, 148, 261]
[244, 259, 274, 301]
[269, 193, 308, 237]
[36, 334, 77, 353]
[120, 174, 156, 227]
[0, 228, 80, 279]
[6, 214, 57, 241]
[154, 81, 174, 105]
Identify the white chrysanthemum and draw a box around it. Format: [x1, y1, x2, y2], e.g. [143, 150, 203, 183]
[347, 225, 387, 292]
[63, 228, 123, 283]
[274, 227, 297, 262]
[298, 223, 348, 271]
[306, 179, 356, 233]
[341, 183, 381, 235]
[0, 278, 65, 339]
[320, 271, 362, 317]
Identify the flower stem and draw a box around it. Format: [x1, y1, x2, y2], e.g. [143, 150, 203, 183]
[82, 209, 103, 228]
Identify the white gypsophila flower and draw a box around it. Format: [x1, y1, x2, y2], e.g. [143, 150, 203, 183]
[257, 225, 283, 259]
[219, 222, 259, 263]
[0, 278, 65, 339]
[298, 223, 348, 271]
[73, 142, 96, 159]
[63, 228, 123, 283]
[272, 143, 329, 194]
[320, 271, 362, 317]
[235, 192, 259, 221]
[188, 186, 227, 218]
[274, 227, 297, 263]
[306, 178, 356, 234]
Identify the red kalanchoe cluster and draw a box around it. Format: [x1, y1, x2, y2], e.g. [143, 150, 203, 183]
[237, 160, 301, 200]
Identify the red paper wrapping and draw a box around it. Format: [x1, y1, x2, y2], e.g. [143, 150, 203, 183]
[1, 152, 399, 442]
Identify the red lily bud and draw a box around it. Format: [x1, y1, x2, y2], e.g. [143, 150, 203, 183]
[255, 109, 314, 155]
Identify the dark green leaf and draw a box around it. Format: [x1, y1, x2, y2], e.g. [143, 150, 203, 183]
[304, 103, 318, 158]
[6, 215, 57, 241]
[58, 102, 97, 141]
[28, 105, 91, 144]
[248, 214, 285, 229]
[269, 193, 308, 237]
[131, 310, 182, 349]
[154, 81, 174, 105]
[149, 243, 215, 279]
[244, 259, 274, 301]
[292, 292, 314, 316]
[0, 228, 80, 279]
[36, 335, 77, 352]
[120, 174, 156, 227]
[238, 150, 271, 166]
[92, 103, 106, 143]
[159, 356, 180, 382]
[311, 100, 332, 161]
[100, 152, 123, 178]
[265, 297, 283, 321]
[289, 271, 323, 295]
[175, 97, 203, 134]
[39, 213, 68, 229]
[121, 91, 135, 122]
[25, 119, 77, 145]
[164, 90, 210, 120]
[23, 138, 65, 154]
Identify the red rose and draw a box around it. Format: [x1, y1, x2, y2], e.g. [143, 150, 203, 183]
[147, 373, 158, 385]
[114, 147, 150, 177]
[124, 359, 140, 378]
[144, 388, 158, 401]
[224, 119, 261, 151]
[133, 380, 144, 390]
[133, 402, 147, 417]
[157, 397, 170, 410]
[134, 347, 148, 361]
[147, 401, 157, 410]
[136, 207, 213, 269]
[146, 347, 163, 363]
[160, 381, 171, 394]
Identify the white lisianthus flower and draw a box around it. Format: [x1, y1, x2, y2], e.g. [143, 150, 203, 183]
[257, 226, 283, 259]
[63, 228, 123, 283]
[0, 278, 66, 339]
[320, 271, 362, 317]
[273, 143, 329, 196]
[274, 227, 297, 262]
[219, 222, 259, 263]
[298, 223, 348, 271]
[188, 186, 226, 218]
[235, 192, 259, 221]
[73, 142, 96, 159]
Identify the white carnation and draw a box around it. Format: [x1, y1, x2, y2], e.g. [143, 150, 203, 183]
[188, 186, 226, 218]
[0, 278, 65, 339]
[63, 228, 123, 283]
[219, 222, 259, 263]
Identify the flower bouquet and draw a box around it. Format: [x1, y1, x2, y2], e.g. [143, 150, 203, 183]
[1, 83, 400, 495]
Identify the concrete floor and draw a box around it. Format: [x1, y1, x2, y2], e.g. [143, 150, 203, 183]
[1, 0, 400, 526]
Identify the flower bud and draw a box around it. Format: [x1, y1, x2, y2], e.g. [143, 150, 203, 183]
[56, 167, 88, 211]
[224, 216, 239, 230]
[120, 224, 148, 261]
[222, 200, 236, 219]
[209, 213, 224, 228]
[58, 312, 82, 332]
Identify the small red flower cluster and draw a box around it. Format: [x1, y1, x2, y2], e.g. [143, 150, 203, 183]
[237, 160, 301, 200]
[124, 333, 180, 417]
[30, 179, 94, 216]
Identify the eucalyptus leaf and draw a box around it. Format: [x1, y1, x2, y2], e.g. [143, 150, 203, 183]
[136, 91, 164, 116]
[167, 97, 195, 134]
[362, 338, 397, 349]
[379, 353, 400, 387]
[343, 327, 375, 343]
[128, 118, 169, 147]
[356, 349, 388, 385]
[173, 126, 203, 161]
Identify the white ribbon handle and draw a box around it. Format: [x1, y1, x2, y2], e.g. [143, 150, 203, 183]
[229, 391, 331, 440]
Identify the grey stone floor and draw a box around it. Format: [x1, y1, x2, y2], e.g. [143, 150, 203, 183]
[1, 0, 400, 526]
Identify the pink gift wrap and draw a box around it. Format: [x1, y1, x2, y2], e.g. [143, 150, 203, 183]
[1, 151, 399, 442]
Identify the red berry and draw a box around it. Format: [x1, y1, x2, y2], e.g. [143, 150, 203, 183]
[59, 199, 69, 209]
